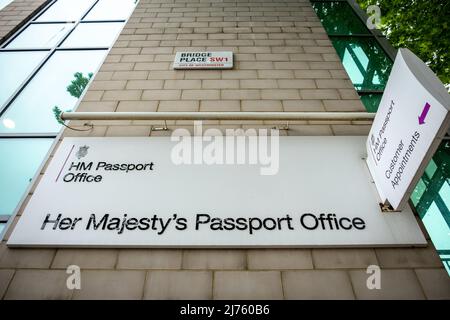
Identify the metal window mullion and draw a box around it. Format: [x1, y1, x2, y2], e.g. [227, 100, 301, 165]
[310, 0, 347, 2]
[29, 20, 75, 25]
[329, 34, 376, 38]
[27, 20, 126, 26]
[81, 20, 126, 24]
[357, 90, 384, 95]
[0, 133, 58, 138]
[0, 48, 52, 52]
[55, 47, 109, 51]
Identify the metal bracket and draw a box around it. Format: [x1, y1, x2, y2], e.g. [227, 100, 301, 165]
[151, 120, 169, 132]
[273, 121, 290, 131]
[379, 201, 400, 213]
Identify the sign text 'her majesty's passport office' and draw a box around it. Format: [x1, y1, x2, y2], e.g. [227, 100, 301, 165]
[8, 137, 426, 247]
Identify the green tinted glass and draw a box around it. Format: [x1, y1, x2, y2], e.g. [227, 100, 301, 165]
[360, 93, 383, 112]
[0, 138, 53, 216]
[411, 141, 450, 275]
[312, 1, 370, 35]
[331, 37, 393, 91]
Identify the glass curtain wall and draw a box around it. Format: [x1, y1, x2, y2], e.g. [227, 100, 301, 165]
[0, 0, 137, 234]
[411, 142, 450, 273]
[311, 0, 393, 112]
[312, 0, 450, 275]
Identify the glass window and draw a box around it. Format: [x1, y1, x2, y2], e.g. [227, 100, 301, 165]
[84, 0, 136, 21]
[0, 51, 48, 108]
[0, 50, 107, 134]
[6, 23, 74, 49]
[422, 201, 450, 275]
[411, 177, 428, 207]
[36, 0, 96, 22]
[411, 140, 450, 275]
[312, 1, 370, 35]
[422, 199, 450, 249]
[0, 138, 53, 216]
[0, 0, 13, 11]
[0, 223, 5, 234]
[331, 37, 393, 91]
[360, 93, 383, 113]
[61, 22, 124, 48]
[425, 159, 438, 179]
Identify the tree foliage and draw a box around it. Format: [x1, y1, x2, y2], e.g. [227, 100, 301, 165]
[54, 72, 93, 124]
[356, 0, 450, 86]
[66, 72, 94, 98]
[52, 106, 65, 125]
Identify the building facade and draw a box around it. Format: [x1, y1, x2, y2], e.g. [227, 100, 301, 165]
[0, 0, 449, 299]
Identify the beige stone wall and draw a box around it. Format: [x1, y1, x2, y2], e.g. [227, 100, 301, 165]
[70, 0, 370, 136]
[1, 0, 449, 299]
[0, 0, 49, 42]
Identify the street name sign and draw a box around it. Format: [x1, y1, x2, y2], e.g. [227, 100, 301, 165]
[366, 48, 450, 210]
[173, 51, 233, 69]
[8, 136, 426, 248]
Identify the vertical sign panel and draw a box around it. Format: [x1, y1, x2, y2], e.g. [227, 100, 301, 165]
[366, 49, 450, 210]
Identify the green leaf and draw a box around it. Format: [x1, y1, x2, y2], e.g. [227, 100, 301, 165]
[356, 0, 450, 86]
[53, 106, 64, 125]
[53, 106, 73, 125]
[66, 72, 93, 98]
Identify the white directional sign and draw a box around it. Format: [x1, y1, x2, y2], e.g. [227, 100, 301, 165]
[366, 48, 450, 210]
[173, 51, 233, 69]
[8, 136, 426, 248]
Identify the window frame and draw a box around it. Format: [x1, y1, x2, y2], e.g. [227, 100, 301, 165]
[0, 0, 137, 240]
[311, 0, 397, 107]
[0, 0, 129, 137]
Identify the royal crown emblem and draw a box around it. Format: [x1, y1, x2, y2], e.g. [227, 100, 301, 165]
[76, 145, 89, 159]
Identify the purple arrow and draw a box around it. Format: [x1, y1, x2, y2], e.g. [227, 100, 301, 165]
[418, 102, 431, 125]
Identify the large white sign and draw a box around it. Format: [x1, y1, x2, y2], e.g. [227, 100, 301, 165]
[173, 51, 233, 69]
[8, 137, 426, 247]
[367, 48, 450, 210]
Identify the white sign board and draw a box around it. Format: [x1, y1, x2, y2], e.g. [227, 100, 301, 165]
[8, 137, 426, 247]
[366, 48, 450, 210]
[173, 51, 233, 69]
[8, 137, 426, 248]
